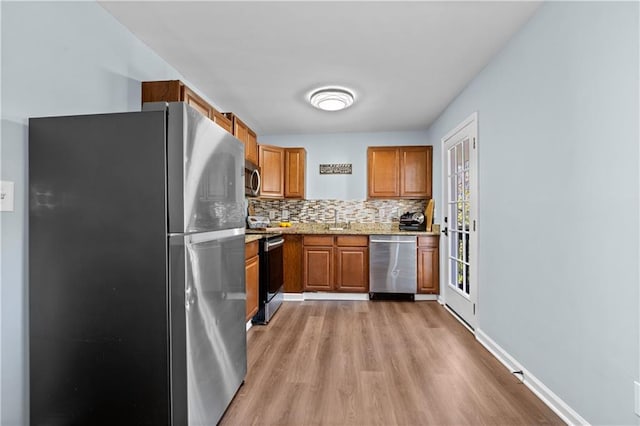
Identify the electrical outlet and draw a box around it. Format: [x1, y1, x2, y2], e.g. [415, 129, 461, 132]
[0, 181, 15, 212]
[269, 210, 276, 220]
[635, 381, 640, 416]
[282, 210, 289, 220]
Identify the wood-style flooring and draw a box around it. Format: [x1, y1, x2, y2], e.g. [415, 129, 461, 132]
[220, 301, 563, 426]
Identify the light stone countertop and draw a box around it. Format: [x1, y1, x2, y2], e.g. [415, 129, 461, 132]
[244, 234, 264, 243]
[245, 223, 440, 241]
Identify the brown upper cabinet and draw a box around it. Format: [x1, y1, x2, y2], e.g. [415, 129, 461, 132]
[367, 147, 399, 197]
[259, 145, 285, 198]
[226, 113, 259, 166]
[259, 145, 306, 199]
[367, 146, 432, 199]
[141, 80, 232, 133]
[247, 130, 258, 166]
[284, 148, 306, 199]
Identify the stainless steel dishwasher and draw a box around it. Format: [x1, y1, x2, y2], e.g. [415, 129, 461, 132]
[369, 235, 417, 297]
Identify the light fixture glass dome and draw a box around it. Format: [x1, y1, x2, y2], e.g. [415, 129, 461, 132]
[309, 87, 355, 111]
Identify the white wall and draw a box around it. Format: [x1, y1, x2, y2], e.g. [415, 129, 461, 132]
[260, 131, 436, 202]
[0, 2, 194, 424]
[426, 2, 639, 424]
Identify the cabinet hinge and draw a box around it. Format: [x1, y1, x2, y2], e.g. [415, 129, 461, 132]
[473, 137, 476, 149]
[473, 304, 476, 315]
[473, 220, 476, 231]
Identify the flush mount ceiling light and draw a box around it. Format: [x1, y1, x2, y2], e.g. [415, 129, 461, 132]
[309, 87, 355, 111]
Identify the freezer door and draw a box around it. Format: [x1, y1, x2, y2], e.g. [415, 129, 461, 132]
[169, 229, 247, 426]
[166, 102, 245, 233]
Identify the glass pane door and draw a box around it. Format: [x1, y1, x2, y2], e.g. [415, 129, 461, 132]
[448, 137, 471, 297]
[442, 113, 477, 329]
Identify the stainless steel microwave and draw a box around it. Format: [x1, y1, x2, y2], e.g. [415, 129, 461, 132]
[244, 160, 261, 197]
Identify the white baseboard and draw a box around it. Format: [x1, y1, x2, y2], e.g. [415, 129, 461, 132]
[475, 328, 589, 426]
[283, 293, 304, 301]
[415, 294, 439, 301]
[442, 303, 474, 333]
[245, 320, 252, 331]
[285, 293, 439, 302]
[302, 292, 369, 301]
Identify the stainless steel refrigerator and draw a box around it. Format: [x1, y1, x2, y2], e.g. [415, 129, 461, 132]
[29, 102, 247, 425]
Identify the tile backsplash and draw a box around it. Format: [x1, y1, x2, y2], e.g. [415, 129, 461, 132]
[248, 199, 428, 223]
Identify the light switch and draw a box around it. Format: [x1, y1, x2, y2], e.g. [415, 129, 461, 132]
[0, 181, 15, 212]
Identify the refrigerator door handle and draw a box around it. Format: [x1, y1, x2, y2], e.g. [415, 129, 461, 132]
[181, 227, 245, 244]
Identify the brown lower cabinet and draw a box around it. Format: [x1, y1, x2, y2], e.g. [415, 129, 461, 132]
[245, 240, 259, 321]
[283, 235, 303, 293]
[417, 235, 439, 294]
[303, 235, 369, 292]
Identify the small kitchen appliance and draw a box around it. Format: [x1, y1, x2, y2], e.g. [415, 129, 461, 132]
[247, 216, 270, 229]
[244, 160, 261, 197]
[399, 211, 426, 231]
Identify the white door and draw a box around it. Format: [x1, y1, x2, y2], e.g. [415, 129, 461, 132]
[442, 113, 478, 329]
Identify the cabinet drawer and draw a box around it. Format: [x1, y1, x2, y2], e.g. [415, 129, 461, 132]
[336, 235, 368, 247]
[303, 235, 334, 246]
[245, 240, 259, 258]
[418, 236, 439, 248]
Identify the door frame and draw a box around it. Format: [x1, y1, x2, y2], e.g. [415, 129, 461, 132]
[440, 112, 479, 330]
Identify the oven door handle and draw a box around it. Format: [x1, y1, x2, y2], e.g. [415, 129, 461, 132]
[264, 237, 284, 251]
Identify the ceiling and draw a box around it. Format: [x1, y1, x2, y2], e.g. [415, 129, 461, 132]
[99, 1, 541, 136]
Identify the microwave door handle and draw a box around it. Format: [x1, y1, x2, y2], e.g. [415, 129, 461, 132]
[252, 169, 261, 194]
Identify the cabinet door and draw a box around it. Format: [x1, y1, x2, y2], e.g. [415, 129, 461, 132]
[400, 146, 432, 198]
[259, 145, 285, 198]
[368, 147, 399, 198]
[233, 116, 249, 145]
[246, 130, 259, 166]
[417, 237, 439, 294]
[141, 80, 182, 105]
[335, 247, 369, 292]
[182, 86, 212, 119]
[211, 110, 233, 134]
[284, 148, 306, 199]
[245, 255, 259, 320]
[303, 246, 333, 291]
[283, 235, 303, 293]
